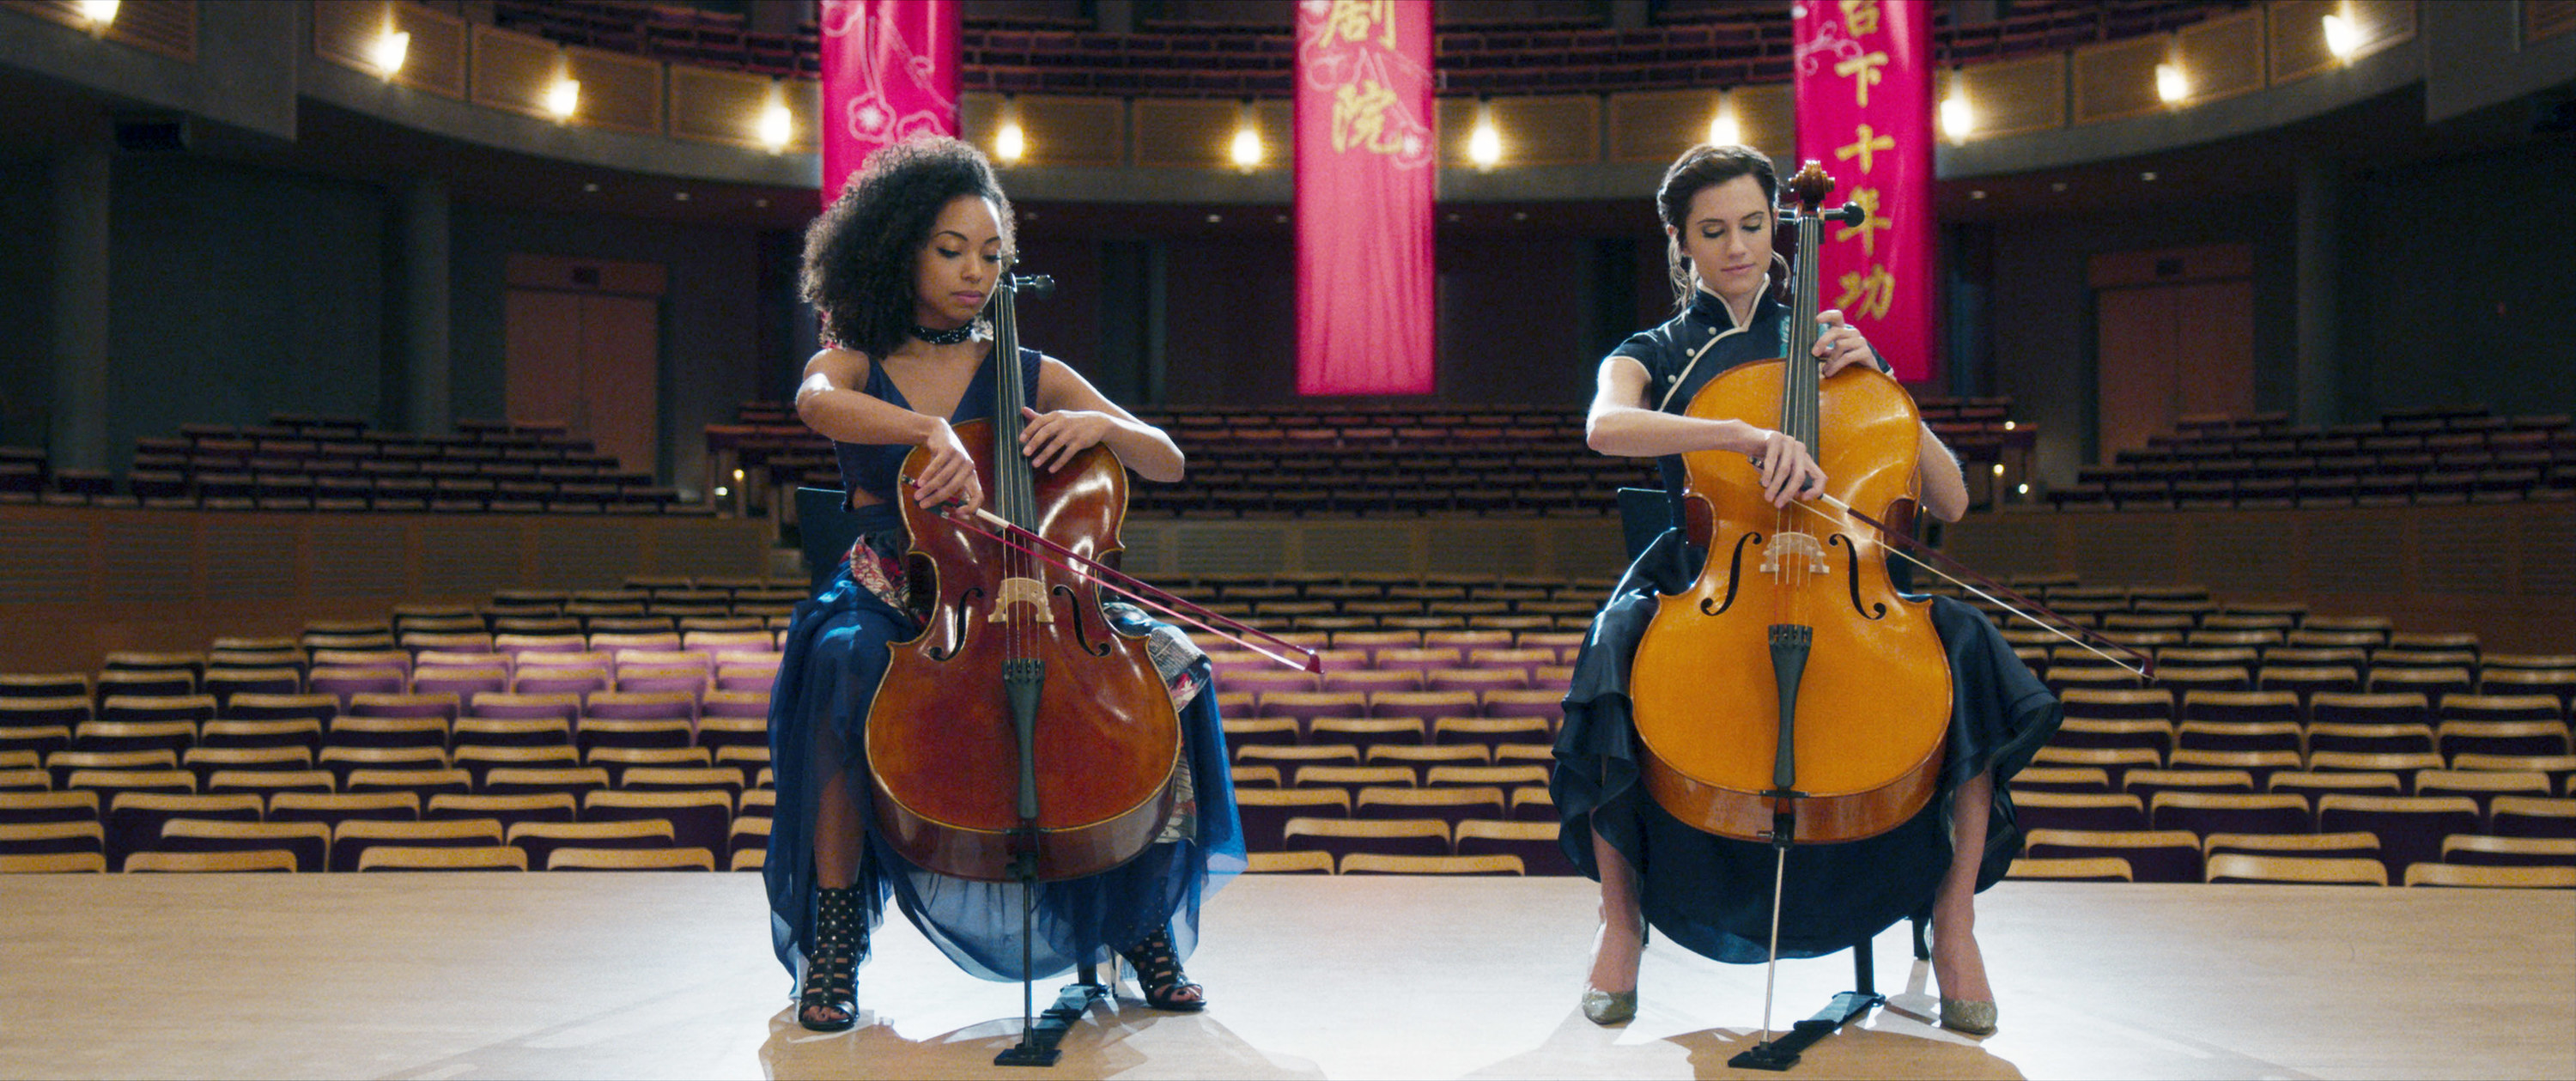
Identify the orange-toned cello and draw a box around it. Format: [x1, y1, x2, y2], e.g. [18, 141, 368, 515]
[1627, 162, 1953, 850]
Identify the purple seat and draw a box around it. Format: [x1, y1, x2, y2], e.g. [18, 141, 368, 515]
[1259, 691, 1367, 730]
[410, 670, 508, 701]
[344, 693, 460, 722]
[508, 822, 671, 870]
[1352, 785, 1504, 822]
[1368, 691, 1479, 725]
[426, 793, 578, 833]
[1307, 717, 1424, 756]
[584, 791, 732, 855]
[307, 669, 406, 706]
[1221, 717, 1300, 753]
[466, 694, 582, 722]
[1319, 671, 1420, 696]
[511, 668, 612, 696]
[1281, 817, 1449, 861]
[584, 691, 698, 725]
[1233, 789, 1349, 851]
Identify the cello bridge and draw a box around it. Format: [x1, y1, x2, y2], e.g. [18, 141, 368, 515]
[989, 576, 1054, 623]
[1759, 531, 1828, 575]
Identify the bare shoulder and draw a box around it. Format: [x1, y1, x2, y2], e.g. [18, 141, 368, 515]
[805, 346, 871, 386]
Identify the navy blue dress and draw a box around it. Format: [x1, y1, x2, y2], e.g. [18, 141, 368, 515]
[764, 344, 1243, 987]
[1549, 289, 2063, 963]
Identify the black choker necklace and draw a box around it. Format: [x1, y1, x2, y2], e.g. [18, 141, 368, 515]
[912, 322, 975, 346]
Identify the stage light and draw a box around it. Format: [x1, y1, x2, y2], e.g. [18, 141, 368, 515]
[757, 103, 793, 151]
[1941, 94, 1973, 141]
[77, 0, 117, 27]
[1230, 101, 1263, 169]
[1993, 464, 2007, 477]
[2323, 13, 2360, 59]
[372, 29, 410, 80]
[994, 96, 1025, 164]
[1468, 101, 1501, 170]
[546, 78, 580, 119]
[2017, 483, 2030, 495]
[1707, 88, 1740, 146]
[2002, 420, 2014, 430]
[1940, 68, 1973, 141]
[2155, 63, 2187, 104]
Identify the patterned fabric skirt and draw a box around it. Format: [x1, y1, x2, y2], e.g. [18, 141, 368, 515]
[1549, 528, 2063, 963]
[763, 509, 1242, 987]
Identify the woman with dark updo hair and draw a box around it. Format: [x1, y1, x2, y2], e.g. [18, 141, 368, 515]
[1548, 143, 2060, 1037]
[767, 136, 1241, 1032]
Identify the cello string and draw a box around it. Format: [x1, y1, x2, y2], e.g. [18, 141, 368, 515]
[1786, 495, 2153, 678]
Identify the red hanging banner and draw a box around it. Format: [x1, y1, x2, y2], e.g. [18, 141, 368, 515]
[1793, 0, 1937, 383]
[1294, 0, 1437, 396]
[818, 0, 961, 203]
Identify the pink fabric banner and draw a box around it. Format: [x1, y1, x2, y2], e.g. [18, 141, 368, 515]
[1293, 0, 1437, 396]
[818, 0, 961, 203]
[1793, 0, 1938, 383]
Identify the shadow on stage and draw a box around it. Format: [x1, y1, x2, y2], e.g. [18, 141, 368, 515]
[760, 993, 1328, 1080]
[1461, 962, 2026, 1081]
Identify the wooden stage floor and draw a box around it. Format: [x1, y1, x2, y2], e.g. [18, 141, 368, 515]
[0, 874, 2567, 1080]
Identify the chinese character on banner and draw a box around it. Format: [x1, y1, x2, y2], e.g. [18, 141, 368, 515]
[1795, 0, 1935, 382]
[818, 0, 960, 203]
[1294, 0, 1435, 395]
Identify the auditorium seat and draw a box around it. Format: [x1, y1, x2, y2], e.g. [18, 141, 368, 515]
[1340, 853, 1522, 875]
[1244, 851, 1334, 874]
[1452, 819, 1573, 875]
[147, 819, 331, 873]
[2438, 722, 2573, 758]
[1354, 786, 1505, 823]
[427, 793, 576, 832]
[2306, 722, 2435, 756]
[328, 818, 505, 872]
[2316, 795, 2482, 879]
[0, 791, 97, 826]
[0, 821, 104, 859]
[355, 845, 526, 871]
[2005, 856, 2132, 882]
[2306, 752, 2445, 789]
[549, 846, 715, 871]
[126, 848, 298, 873]
[2165, 750, 2300, 787]
[2147, 788, 2311, 835]
[2008, 766, 2114, 795]
[2203, 831, 2380, 863]
[2401, 863, 2576, 888]
[2020, 829, 2202, 883]
[2121, 769, 2255, 811]
[2266, 770, 2403, 813]
[1283, 817, 1449, 862]
[1221, 717, 1299, 753]
[2172, 721, 2300, 756]
[507, 819, 674, 869]
[2204, 853, 2385, 886]
[2411, 771, 2552, 817]
[1309, 716, 1427, 753]
[2439, 835, 2576, 869]
[1234, 788, 1349, 851]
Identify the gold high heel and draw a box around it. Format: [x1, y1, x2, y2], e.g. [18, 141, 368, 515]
[1939, 997, 1997, 1036]
[1582, 987, 1637, 1025]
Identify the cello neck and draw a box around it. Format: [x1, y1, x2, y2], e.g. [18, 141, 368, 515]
[1777, 163, 1838, 459]
[986, 272, 1053, 531]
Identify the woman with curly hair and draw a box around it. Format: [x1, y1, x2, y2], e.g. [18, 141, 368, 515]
[766, 136, 1242, 1032]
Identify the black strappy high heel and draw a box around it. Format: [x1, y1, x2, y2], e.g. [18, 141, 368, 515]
[1117, 926, 1206, 1012]
[798, 884, 862, 1031]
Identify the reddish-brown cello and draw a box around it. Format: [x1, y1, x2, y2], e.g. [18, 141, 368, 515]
[1627, 161, 1953, 847]
[864, 270, 1181, 884]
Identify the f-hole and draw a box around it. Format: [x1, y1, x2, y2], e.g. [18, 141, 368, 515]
[1829, 534, 1887, 621]
[927, 586, 986, 660]
[1053, 584, 1110, 657]
[1702, 532, 1763, 616]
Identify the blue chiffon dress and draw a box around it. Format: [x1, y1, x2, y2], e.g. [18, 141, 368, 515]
[764, 343, 1243, 989]
[1549, 289, 2063, 963]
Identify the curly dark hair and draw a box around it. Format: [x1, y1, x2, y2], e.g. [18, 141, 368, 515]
[801, 136, 1015, 359]
[1655, 143, 1780, 313]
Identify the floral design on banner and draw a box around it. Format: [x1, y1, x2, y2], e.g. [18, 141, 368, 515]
[819, 0, 960, 202]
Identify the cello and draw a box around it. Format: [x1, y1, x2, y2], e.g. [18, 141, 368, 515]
[1627, 161, 1953, 849]
[864, 270, 1182, 886]
[1624, 162, 1950, 1070]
